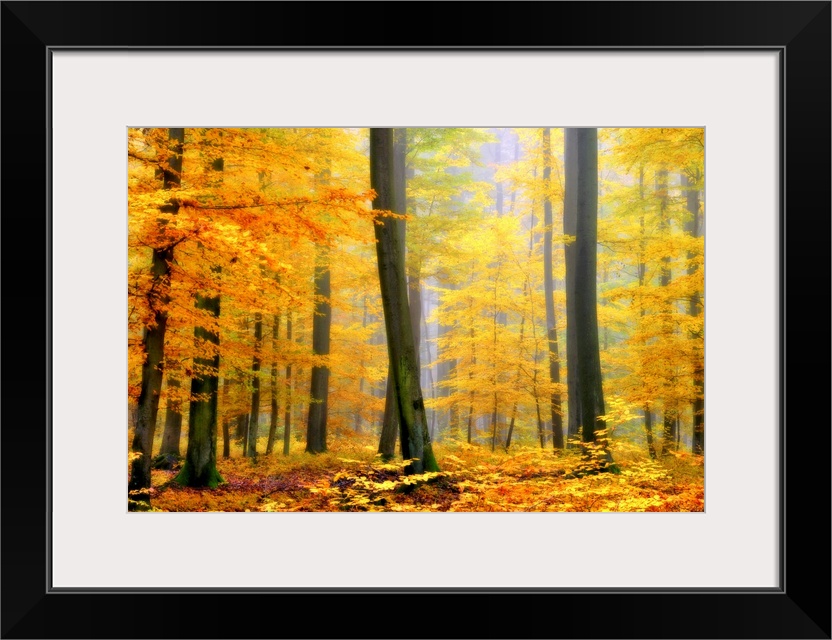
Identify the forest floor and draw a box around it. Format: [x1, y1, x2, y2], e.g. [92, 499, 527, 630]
[146, 435, 704, 512]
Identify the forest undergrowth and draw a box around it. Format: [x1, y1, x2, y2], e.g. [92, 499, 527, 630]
[145, 435, 704, 513]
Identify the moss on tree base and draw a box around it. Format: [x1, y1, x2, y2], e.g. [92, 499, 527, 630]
[173, 461, 225, 489]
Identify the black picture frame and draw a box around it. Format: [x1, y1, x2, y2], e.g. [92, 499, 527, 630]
[2, 2, 829, 638]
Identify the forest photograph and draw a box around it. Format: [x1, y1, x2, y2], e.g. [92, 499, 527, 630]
[127, 126, 704, 513]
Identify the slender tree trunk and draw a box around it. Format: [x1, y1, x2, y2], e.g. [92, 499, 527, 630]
[637, 167, 656, 459]
[266, 314, 281, 455]
[436, 282, 458, 433]
[370, 128, 438, 474]
[490, 263, 501, 452]
[159, 376, 183, 457]
[683, 172, 705, 455]
[504, 402, 519, 451]
[535, 391, 545, 448]
[408, 261, 422, 373]
[175, 290, 224, 488]
[494, 130, 504, 217]
[542, 128, 565, 450]
[565, 128, 613, 466]
[644, 407, 656, 459]
[236, 413, 249, 450]
[283, 312, 293, 456]
[221, 378, 231, 459]
[422, 299, 437, 440]
[526, 207, 547, 449]
[466, 318, 476, 445]
[246, 313, 263, 458]
[128, 127, 183, 510]
[656, 169, 676, 457]
[306, 247, 331, 454]
[505, 276, 528, 452]
[355, 297, 367, 434]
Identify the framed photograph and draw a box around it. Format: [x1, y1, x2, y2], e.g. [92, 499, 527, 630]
[2, 2, 828, 638]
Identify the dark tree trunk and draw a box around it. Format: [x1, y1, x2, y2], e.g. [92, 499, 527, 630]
[542, 128, 565, 450]
[370, 128, 438, 474]
[128, 127, 183, 510]
[283, 312, 293, 456]
[306, 247, 331, 454]
[563, 130, 582, 448]
[644, 407, 657, 459]
[221, 378, 231, 459]
[378, 372, 400, 460]
[236, 413, 249, 448]
[175, 292, 224, 488]
[683, 172, 705, 455]
[564, 128, 613, 466]
[159, 375, 183, 457]
[379, 128, 407, 459]
[174, 148, 224, 487]
[246, 313, 263, 458]
[266, 314, 281, 455]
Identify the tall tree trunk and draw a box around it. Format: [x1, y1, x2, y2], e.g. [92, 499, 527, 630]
[306, 247, 331, 454]
[490, 263, 501, 452]
[128, 127, 183, 510]
[542, 128, 565, 450]
[246, 313, 263, 458]
[355, 297, 367, 434]
[683, 172, 705, 455]
[656, 169, 676, 456]
[422, 299, 438, 440]
[370, 128, 438, 474]
[436, 282, 458, 433]
[526, 207, 546, 449]
[378, 129, 408, 459]
[466, 312, 476, 445]
[564, 128, 613, 467]
[266, 314, 281, 455]
[175, 290, 224, 488]
[564, 130, 581, 447]
[283, 312, 293, 456]
[505, 274, 529, 452]
[159, 375, 183, 457]
[175, 152, 224, 488]
[408, 261, 422, 373]
[221, 378, 231, 459]
[637, 167, 656, 459]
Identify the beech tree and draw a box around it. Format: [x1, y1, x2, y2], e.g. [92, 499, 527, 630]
[370, 128, 438, 474]
[564, 128, 613, 467]
[306, 246, 332, 454]
[542, 127, 565, 449]
[128, 127, 183, 509]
